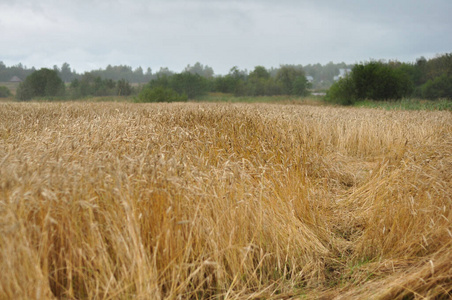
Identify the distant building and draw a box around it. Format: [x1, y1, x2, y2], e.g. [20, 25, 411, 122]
[9, 76, 23, 82]
[333, 69, 352, 81]
[306, 75, 314, 83]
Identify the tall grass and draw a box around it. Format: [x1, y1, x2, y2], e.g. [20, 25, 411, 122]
[195, 93, 315, 104]
[0, 102, 451, 299]
[354, 98, 452, 111]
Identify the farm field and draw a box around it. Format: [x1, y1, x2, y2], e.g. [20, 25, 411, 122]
[0, 101, 451, 299]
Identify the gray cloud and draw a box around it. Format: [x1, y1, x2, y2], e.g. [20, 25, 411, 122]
[1, 0, 451, 74]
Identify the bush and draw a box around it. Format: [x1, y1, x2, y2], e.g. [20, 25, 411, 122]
[352, 62, 413, 100]
[135, 86, 188, 103]
[325, 76, 356, 105]
[147, 73, 208, 99]
[0, 86, 12, 98]
[326, 62, 414, 105]
[421, 74, 452, 99]
[16, 68, 65, 101]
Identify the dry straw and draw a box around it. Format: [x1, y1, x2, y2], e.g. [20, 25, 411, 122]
[0, 102, 451, 299]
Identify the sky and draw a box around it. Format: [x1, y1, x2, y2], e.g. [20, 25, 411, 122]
[1, 0, 451, 75]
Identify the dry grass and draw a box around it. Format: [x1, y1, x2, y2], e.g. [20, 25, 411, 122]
[0, 101, 451, 299]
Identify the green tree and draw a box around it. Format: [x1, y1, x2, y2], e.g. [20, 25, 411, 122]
[214, 75, 239, 94]
[425, 53, 452, 81]
[60, 62, 76, 82]
[149, 74, 171, 89]
[184, 62, 214, 78]
[421, 74, 452, 99]
[16, 68, 65, 101]
[69, 73, 117, 98]
[249, 66, 270, 80]
[292, 76, 309, 96]
[244, 66, 272, 96]
[170, 72, 208, 99]
[229, 66, 247, 81]
[326, 61, 414, 104]
[116, 79, 133, 96]
[351, 61, 413, 100]
[154, 67, 174, 77]
[275, 65, 308, 95]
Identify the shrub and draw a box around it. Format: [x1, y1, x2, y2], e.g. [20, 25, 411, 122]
[325, 76, 356, 105]
[352, 62, 413, 100]
[326, 62, 414, 105]
[147, 73, 208, 99]
[421, 74, 452, 99]
[0, 86, 12, 98]
[135, 86, 188, 103]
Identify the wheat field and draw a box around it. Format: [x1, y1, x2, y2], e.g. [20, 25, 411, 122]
[0, 101, 451, 299]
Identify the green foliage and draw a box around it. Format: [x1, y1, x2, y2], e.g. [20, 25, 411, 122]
[170, 72, 209, 99]
[325, 76, 356, 105]
[147, 72, 208, 99]
[245, 70, 281, 96]
[0, 86, 12, 98]
[276, 65, 309, 96]
[5, 54, 452, 102]
[116, 79, 133, 96]
[352, 62, 413, 100]
[15, 82, 33, 101]
[135, 86, 187, 103]
[136, 72, 205, 102]
[89, 65, 151, 83]
[59, 62, 78, 82]
[421, 74, 452, 99]
[214, 66, 247, 95]
[16, 68, 65, 101]
[292, 76, 309, 96]
[69, 73, 128, 98]
[327, 61, 414, 105]
[231, 65, 309, 97]
[184, 62, 214, 78]
[249, 66, 270, 80]
[355, 98, 452, 111]
[423, 53, 452, 82]
[214, 75, 238, 94]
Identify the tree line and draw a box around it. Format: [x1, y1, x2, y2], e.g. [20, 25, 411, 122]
[326, 53, 452, 104]
[0, 60, 365, 101]
[3, 53, 451, 102]
[13, 64, 311, 101]
[1, 60, 344, 87]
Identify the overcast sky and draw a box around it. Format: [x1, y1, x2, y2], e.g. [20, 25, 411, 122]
[1, 0, 451, 75]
